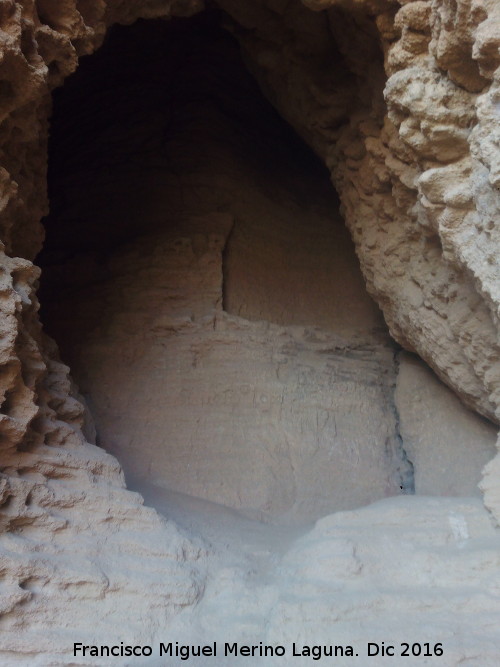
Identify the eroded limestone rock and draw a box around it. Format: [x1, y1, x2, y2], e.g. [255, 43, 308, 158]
[0, 0, 499, 662]
[38, 17, 410, 522]
[215, 0, 500, 516]
[161, 495, 500, 667]
[216, 0, 500, 424]
[0, 243, 205, 664]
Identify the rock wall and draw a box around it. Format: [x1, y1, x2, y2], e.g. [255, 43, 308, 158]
[38, 15, 497, 525]
[214, 0, 500, 517]
[217, 0, 500, 425]
[162, 495, 500, 667]
[396, 351, 496, 496]
[0, 2, 208, 662]
[38, 16, 412, 524]
[0, 0, 499, 662]
[2, 0, 498, 518]
[0, 244, 206, 664]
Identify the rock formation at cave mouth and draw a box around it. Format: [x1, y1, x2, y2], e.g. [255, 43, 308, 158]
[38, 15, 497, 526]
[38, 15, 410, 524]
[0, 0, 499, 664]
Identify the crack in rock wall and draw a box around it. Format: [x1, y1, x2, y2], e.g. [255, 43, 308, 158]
[214, 0, 500, 514]
[395, 351, 497, 496]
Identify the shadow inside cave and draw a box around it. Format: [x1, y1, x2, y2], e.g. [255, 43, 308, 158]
[38, 12, 413, 526]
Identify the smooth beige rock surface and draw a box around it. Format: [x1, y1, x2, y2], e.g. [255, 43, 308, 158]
[395, 351, 497, 496]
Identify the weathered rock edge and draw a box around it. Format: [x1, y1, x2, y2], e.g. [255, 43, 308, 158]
[0, 1, 208, 661]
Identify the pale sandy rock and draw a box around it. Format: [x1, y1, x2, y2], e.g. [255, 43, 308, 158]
[216, 0, 500, 517]
[0, 0, 499, 661]
[0, 245, 205, 665]
[395, 351, 497, 496]
[38, 19, 410, 522]
[216, 0, 500, 429]
[155, 495, 500, 667]
[0, 0, 498, 522]
[0, 3, 209, 660]
[6, 490, 500, 664]
[265, 496, 500, 667]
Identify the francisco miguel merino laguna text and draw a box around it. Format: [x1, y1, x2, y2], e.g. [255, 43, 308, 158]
[73, 641, 358, 660]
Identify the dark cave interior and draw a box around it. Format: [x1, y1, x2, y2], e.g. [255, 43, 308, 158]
[36, 12, 414, 523]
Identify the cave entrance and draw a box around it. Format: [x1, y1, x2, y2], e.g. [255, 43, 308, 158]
[38, 12, 416, 525]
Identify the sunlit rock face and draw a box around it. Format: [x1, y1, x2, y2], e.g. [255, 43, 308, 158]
[0, 0, 499, 664]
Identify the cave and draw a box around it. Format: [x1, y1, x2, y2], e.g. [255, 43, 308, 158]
[1, 1, 500, 663]
[37, 10, 497, 527]
[37, 11, 417, 525]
